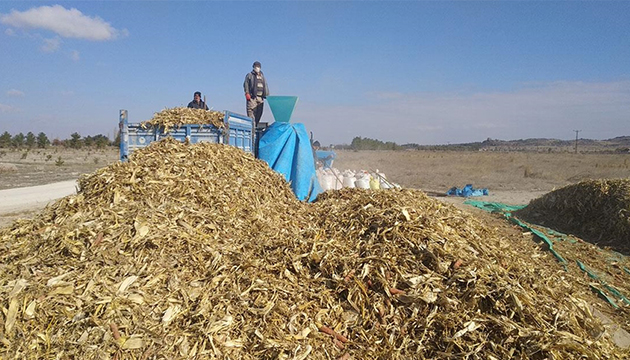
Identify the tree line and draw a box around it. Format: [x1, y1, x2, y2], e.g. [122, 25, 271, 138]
[0, 131, 117, 149]
[347, 136, 402, 150]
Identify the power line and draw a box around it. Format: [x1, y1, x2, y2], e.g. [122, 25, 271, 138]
[573, 130, 582, 154]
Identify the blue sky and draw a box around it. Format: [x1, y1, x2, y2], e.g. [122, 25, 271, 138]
[0, 1, 628, 145]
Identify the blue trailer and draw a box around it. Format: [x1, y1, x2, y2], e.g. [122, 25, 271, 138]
[118, 109, 256, 161]
[118, 97, 323, 201]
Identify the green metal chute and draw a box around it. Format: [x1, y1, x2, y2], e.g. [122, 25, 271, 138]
[266, 96, 298, 123]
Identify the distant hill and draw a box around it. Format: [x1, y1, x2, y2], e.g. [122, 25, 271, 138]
[333, 136, 630, 153]
[399, 136, 630, 153]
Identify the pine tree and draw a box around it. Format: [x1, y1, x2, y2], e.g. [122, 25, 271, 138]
[25, 132, 36, 148]
[0, 131, 11, 148]
[68, 132, 82, 149]
[37, 132, 50, 148]
[12, 133, 25, 148]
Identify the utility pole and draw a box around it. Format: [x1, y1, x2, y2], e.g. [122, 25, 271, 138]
[573, 130, 581, 154]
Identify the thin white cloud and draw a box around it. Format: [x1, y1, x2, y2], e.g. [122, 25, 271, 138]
[0, 104, 17, 113]
[296, 80, 630, 145]
[4, 28, 14, 36]
[370, 91, 405, 100]
[60, 90, 74, 96]
[6, 89, 24, 97]
[69, 50, 80, 61]
[0, 5, 125, 41]
[41, 37, 61, 52]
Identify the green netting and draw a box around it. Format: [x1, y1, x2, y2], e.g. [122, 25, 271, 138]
[464, 200, 525, 215]
[464, 200, 566, 264]
[464, 200, 630, 309]
[589, 284, 619, 309]
[509, 216, 567, 264]
[578, 261, 630, 307]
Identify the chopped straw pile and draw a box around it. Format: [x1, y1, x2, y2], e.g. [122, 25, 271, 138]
[140, 107, 225, 132]
[1, 139, 628, 359]
[515, 179, 630, 254]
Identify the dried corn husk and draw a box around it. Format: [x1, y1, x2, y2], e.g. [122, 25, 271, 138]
[0, 138, 628, 359]
[140, 107, 225, 132]
[515, 179, 630, 254]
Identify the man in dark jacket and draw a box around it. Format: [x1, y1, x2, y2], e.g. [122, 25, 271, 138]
[187, 91, 209, 110]
[243, 61, 269, 126]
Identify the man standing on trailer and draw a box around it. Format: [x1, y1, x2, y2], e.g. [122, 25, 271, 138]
[187, 91, 209, 110]
[243, 61, 269, 126]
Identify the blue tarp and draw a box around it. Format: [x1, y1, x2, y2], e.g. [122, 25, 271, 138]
[257, 122, 322, 202]
[315, 150, 336, 169]
[447, 184, 489, 197]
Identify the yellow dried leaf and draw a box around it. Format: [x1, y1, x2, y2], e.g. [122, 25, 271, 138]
[24, 300, 37, 319]
[401, 208, 411, 221]
[223, 339, 243, 348]
[295, 345, 313, 360]
[453, 321, 481, 339]
[9, 279, 28, 298]
[49, 285, 74, 296]
[5, 298, 19, 334]
[179, 337, 190, 356]
[293, 327, 311, 340]
[117, 275, 138, 294]
[122, 335, 145, 349]
[127, 293, 145, 304]
[95, 297, 113, 304]
[47, 273, 71, 287]
[77, 331, 89, 344]
[162, 305, 181, 323]
[209, 315, 233, 333]
[134, 221, 150, 237]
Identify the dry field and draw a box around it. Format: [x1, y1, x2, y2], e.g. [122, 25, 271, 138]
[0, 147, 119, 190]
[334, 149, 630, 202]
[1, 146, 629, 197]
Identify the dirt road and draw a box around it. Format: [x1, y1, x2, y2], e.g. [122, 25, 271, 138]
[0, 180, 77, 227]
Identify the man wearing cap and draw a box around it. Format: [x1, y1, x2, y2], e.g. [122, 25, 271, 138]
[187, 91, 209, 110]
[243, 61, 269, 126]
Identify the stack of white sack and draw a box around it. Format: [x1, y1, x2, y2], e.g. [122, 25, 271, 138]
[316, 168, 343, 191]
[316, 168, 400, 191]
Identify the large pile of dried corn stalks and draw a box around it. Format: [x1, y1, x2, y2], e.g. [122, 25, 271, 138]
[1, 139, 628, 359]
[141, 107, 225, 132]
[515, 179, 630, 254]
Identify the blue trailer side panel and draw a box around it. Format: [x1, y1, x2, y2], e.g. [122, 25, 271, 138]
[119, 110, 254, 161]
[225, 112, 253, 153]
[119, 110, 128, 161]
[125, 126, 158, 159]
